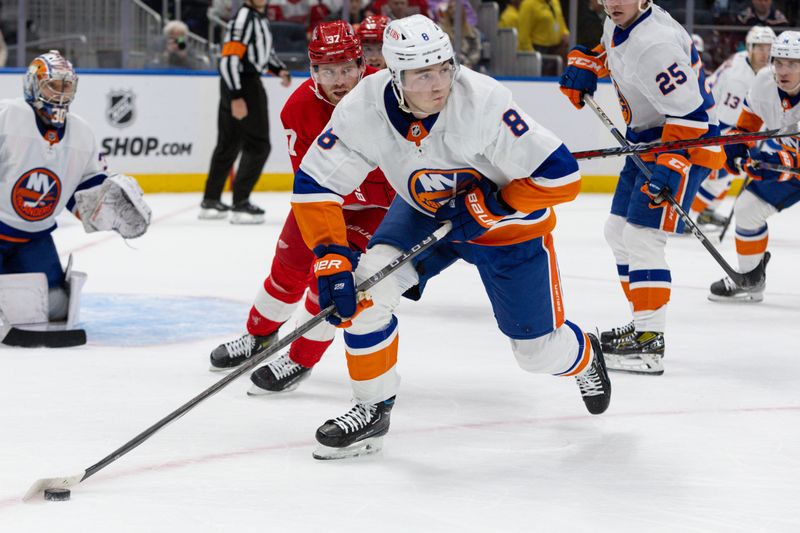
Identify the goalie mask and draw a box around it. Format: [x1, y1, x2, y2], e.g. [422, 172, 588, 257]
[24, 50, 78, 128]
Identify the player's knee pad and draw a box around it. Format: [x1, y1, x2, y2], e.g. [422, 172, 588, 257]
[0, 273, 49, 324]
[346, 244, 419, 335]
[734, 190, 776, 231]
[604, 214, 628, 260]
[622, 222, 667, 267]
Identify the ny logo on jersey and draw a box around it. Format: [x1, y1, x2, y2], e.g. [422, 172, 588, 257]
[408, 168, 483, 213]
[11, 168, 62, 222]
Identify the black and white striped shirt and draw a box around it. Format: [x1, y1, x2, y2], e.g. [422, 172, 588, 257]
[219, 4, 286, 98]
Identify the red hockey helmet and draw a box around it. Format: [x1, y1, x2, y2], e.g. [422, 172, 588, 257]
[308, 21, 362, 66]
[356, 15, 390, 45]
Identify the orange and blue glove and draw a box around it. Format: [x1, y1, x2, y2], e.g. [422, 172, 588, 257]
[559, 45, 609, 110]
[434, 178, 514, 242]
[641, 153, 690, 207]
[744, 150, 798, 182]
[313, 244, 360, 326]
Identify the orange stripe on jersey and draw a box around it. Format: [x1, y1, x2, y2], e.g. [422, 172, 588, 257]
[221, 41, 247, 58]
[0, 233, 31, 243]
[346, 334, 399, 381]
[291, 201, 349, 250]
[500, 177, 581, 213]
[736, 108, 764, 133]
[544, 232, 565, 328]
[630, 287, 671, 312]
[691, 196, 710, 213]
[688, 146, 726, 170]
[735, 236, 768, 256]
[620, 280, 632, 303]
[662, 123, 708, 142]
[561, 334, 592, 377]
[471, 211, 557, 246]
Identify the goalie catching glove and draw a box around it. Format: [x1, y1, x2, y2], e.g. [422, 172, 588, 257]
[75, 174, 152, 239]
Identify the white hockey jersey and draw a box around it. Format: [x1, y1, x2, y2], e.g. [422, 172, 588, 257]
[709, 51, 759, 129]
[737, 67, 800, 152]
[291, 68, 582, 247]
[600, 5, 723, 169]
[0, 98, 107, 241]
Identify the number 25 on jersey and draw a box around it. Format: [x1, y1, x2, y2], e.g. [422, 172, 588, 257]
[656, 63, 687, 95]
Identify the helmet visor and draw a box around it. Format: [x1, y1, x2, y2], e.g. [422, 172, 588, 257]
[400, 60, 457, 94]
[39, 78, 76, 106]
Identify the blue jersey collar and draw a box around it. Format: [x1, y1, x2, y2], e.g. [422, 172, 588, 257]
[778, 87, 800, 110]
[612, 7, 652, 47]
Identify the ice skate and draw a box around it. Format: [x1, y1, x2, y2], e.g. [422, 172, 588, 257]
[247, 352, 312, 395]
[695, 208, 727, 233]
[599, 320, 635, 354]
[604, 331, 665, 375]
[575, 334, 611, 414]
[198, 199, 230, 220]
[312, 397, 395, 460]
[230, 201, 265, 224]
[708, 252, 769, 303]
[209, 332, 277, 371]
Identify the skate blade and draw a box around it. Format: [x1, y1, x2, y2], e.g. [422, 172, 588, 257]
[208, 364, 237, 373]
[707, 292, 764, 303]
[245, 382, 301, 396]
[198, 210, 228, 220]
[605, 353, 664, 376]
[312, 437, 383, 460]
[230, 214, 265, 225]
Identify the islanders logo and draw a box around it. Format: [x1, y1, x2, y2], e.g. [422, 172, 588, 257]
[11, 168, 62, 221]
[613, 80, 632, 126]
[408, 168, 483, 213]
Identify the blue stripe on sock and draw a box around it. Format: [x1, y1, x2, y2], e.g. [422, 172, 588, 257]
[343, 315, 398, 349]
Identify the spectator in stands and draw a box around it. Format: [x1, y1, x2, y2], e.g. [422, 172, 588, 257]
[499, 0, 522, 31]
[349, 0, 371, 27]
[437, 0, 482, 68]
[518, 0, 569, 64]
[575, 0, 604, 48]
[736, 0, 789, 27]
[370, 0, 428, 20]
[147, 20, 210, 70]
[430, 0, 477, 26]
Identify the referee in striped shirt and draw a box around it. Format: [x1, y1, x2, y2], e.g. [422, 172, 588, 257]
[201, 0, 291, 224]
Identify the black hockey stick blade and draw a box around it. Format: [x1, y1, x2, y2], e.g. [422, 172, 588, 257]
[2, 327, 87, 348]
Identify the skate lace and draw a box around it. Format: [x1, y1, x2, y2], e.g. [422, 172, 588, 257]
[722, 277, 738, 291]
[269, 354, 302, 380]
[332, 403, 377, 434]
[611, 321, 635, 338]
[224, 334, 255, 358]
[576, 366, 604, 397]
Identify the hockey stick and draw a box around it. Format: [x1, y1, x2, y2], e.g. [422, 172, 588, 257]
[572, 127, 800, 161]
[749, 160, 800, 176]
[0, 307, 86, 348]
[22, 221, 452, 501]
[582, 95, 763, 289]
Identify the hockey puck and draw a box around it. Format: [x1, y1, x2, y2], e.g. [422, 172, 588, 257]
[43, 488, 71, 501]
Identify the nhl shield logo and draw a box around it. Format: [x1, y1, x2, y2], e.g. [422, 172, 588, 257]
[106, 89, 136, 128]
[11, 168, 62, 222]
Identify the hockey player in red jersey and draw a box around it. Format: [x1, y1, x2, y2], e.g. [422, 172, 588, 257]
[356, 15, 390, 70]
[208, 21, 395, 395]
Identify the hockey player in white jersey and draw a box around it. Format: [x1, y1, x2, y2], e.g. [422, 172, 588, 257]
[0, 51, 150, 331]
[291, 15, 611, 459]
[559, 0, 725, 374]
[689, 26, 775, 231]
[709, 31, 800, 302]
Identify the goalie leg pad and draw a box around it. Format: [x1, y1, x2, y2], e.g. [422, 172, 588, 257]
[0, 273, 49, 325]
[75, 174, 152, 239]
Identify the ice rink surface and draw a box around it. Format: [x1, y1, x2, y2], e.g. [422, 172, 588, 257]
[2, 192, 799, 532]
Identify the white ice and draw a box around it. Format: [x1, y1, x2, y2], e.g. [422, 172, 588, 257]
[1, 192, 799, 532]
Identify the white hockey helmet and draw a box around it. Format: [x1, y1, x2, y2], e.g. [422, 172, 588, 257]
[383, 15, 456, 87]
[746, 25, 776, 48]
[771, 31, 800, 60]
[23, 50, 78, 128]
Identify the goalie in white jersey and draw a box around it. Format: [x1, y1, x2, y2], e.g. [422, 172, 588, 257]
[291, 15, 611, 459]
[689, 26, 775, 230]
[0, 51, 150, 332]
[559, 0, 725, 375]
[709, 31, 800, 303]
